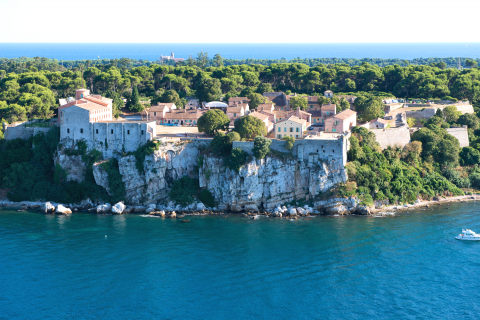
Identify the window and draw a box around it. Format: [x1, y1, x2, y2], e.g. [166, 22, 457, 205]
[127, 130, 130, 135]
[80, 94, 83, 98]
[296, 134, 299, 138]
[96, 129, 98, 134]
[80, 128, 83, 133]
[141, 130, 144, 135]
[332, 128, 336, 132]
[284, 127, 286, 132]
[278, 127, 281, 132]
[314, 119, 316, 123]
[296, 127, 299, 132]
[277, 134, 281, 139]
[310, 105, 313, 108]
[234, 113, 236, 117]
[290, 128, 293, 132]
[332, 150, 335, 153]
[154, 112, 157, 116]
[326, 111, 329, 115]
[111, 129, 113, 134]
[67, 128, 70, 133]
[335, 121, 339, 126]
[323, 150, 325, 153]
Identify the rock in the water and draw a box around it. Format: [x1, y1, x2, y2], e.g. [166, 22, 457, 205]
[97, 203, 112, 213]
[170, 211, 177, 218]
[146, 208, 155, 214]
[288, 208, 297, 216]
[42, 202, 55, 213]
[55, 204, 72, 214]
[111, 202, 125, 214]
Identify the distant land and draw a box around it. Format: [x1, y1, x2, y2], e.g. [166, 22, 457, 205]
[1, 43, 480, 61]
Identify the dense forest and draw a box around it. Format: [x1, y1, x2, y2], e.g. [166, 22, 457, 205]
[1, 56, 480, 124]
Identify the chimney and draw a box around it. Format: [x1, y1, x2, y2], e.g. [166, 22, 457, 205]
[296, 107, 300, 117]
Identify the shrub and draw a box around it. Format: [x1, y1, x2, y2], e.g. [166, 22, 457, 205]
[253, 136, 271, 159]
[169, 176, 199, 206]
[225, 147, 248, 171]
[282, 136, 295, 150]
[199, 189, 215, 207]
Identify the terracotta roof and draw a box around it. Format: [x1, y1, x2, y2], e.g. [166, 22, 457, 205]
[325, 90, 333, 93]
[307, 96, 319, 102]
[58, 100, 77, 110]
[226, 105, 244, 113]
[84, 96, 110, 107]
[370, 118, 389, 124]
[278, 115, 307, 125]
[334, 109, 357, 120]
[249, 111, 269, 121]
[322, 104, 337, 111]
[228, 97, 250, 103]
[163, 109, 206, 120]
[257, 103, 274, 111]
[76, 102, 106, 111]
[149, 105, 170, 112]
[154, 102, 175, 108]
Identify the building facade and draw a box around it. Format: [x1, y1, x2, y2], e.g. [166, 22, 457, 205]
[275, 116, 307, 139]
[324, 109, 357, 133]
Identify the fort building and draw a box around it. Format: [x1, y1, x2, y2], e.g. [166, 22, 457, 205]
[60, 89, 156, 157]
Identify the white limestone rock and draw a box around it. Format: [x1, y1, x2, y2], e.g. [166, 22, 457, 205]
[288, 208, 297, 216]
[111, 202, 125, 214]
[196, 202, 206, 211]
[42, 202, 55, 213]
[96, 203, 112, 213]
[55, 204, 72, 214]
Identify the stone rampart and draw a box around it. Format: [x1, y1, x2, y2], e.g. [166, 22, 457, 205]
[446, 127, 469, 148]
[371, 126, 411, 149]
[3, 123, 52, 140]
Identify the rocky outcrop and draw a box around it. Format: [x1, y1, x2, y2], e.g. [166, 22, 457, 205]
[55, 151, 86, 182]
[111, 202, 125, 214]
[91, 141, 348, 210]
[55, 204, 72, 214]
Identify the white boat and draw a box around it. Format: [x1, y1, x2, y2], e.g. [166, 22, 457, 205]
[455, 229, 480, 241]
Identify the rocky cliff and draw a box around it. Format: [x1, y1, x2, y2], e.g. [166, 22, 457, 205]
[89, 141, 348, 210]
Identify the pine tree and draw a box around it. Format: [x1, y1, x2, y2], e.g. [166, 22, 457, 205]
[126, 85, 144, 112]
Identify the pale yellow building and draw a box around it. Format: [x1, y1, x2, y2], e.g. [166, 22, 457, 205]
[275, 116, 307, 139]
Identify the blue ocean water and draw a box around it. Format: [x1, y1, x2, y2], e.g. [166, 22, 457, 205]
[0, 43, 480, 61]
[1, 203, 480, 319]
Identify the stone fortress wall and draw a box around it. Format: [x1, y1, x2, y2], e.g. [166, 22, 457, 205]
[3, 121, 53, 140]
[370, 126, 411, 149]
[446, 127, 469, 148]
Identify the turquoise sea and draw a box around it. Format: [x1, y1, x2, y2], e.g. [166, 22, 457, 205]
[1, 43, 480, 61]
[1, 203, 480, 319]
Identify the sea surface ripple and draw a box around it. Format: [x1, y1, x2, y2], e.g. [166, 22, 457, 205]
[1, 202, 480, 319]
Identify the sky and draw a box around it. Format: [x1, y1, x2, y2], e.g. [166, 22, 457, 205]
[1, 0, 479, 43]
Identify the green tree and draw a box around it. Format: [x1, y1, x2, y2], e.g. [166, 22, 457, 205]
[197, 109, 230, 134]
[466, 59, 478, 68]
[282, 136, 295, 150]
[443, 106, 461, 123]
[340, 98, 350, 111]
[457, 113, 479, 129]
[247, 93, 264, 109]
[361, 98, 384, 122]
[460, 147, 480, 166]
[253, 136, 271, 159]
[225, 147, 247, 171]
[290, 96, 308, 110]
[196, 78, 222, 102]
[234, 115, 267, 139]
[125, 85, 144, 112]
